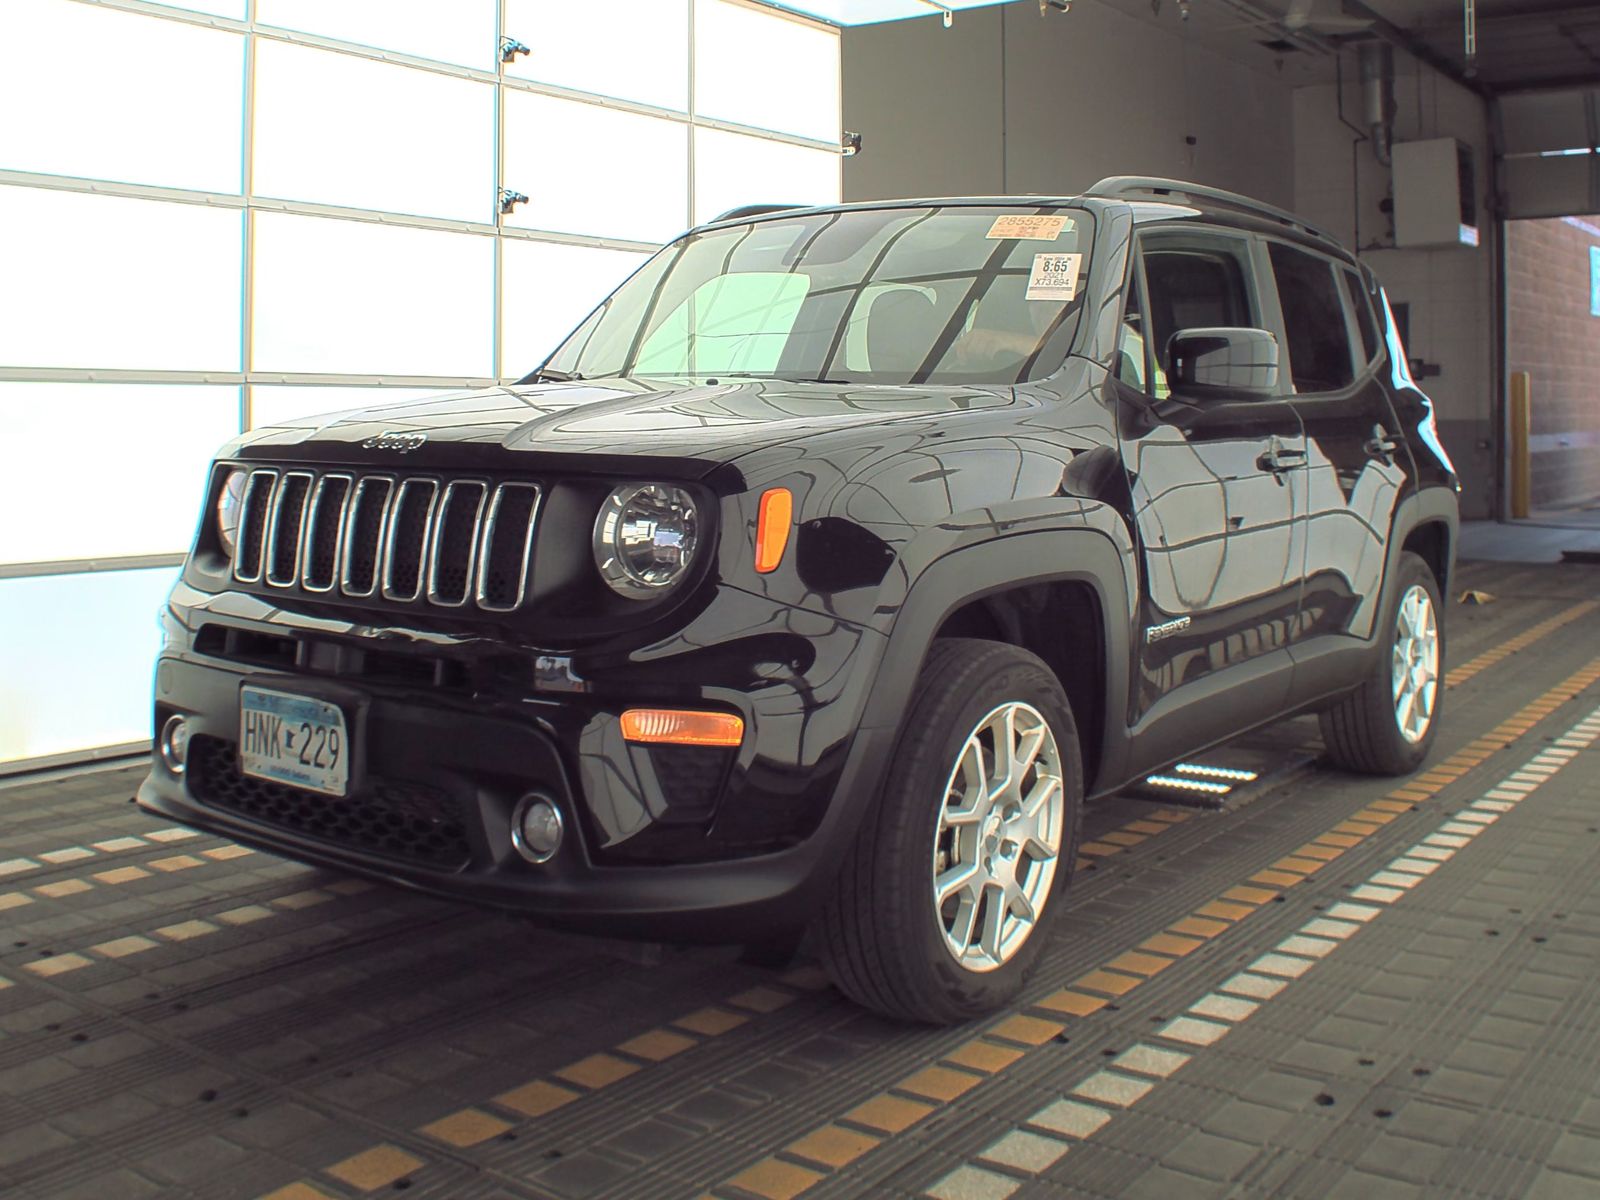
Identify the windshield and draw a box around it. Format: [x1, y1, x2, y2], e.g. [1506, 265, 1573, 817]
[536, 204, 1094, 387]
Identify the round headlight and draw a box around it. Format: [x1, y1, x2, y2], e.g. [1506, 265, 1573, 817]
[216, 468, 248, 557]
[593, 483, 700, 598]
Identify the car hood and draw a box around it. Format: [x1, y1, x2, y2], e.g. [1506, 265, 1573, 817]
[226, 378, 1015, 476]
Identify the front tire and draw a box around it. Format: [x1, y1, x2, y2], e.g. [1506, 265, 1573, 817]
[817, 639, 1083, 1024]
[1319, 551, 1444, 775]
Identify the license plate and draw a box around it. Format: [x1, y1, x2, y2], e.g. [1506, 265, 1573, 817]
[240, 686, 350, 797]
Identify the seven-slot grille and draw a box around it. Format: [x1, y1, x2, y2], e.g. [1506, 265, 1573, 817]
[232, 468, 541, 612]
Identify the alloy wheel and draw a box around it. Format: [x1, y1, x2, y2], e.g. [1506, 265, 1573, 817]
[1392, 583, 1440, 744]
[931, 701, 1065, 973]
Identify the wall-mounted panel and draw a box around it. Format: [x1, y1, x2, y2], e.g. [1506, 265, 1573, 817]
[251, 211, 493, 377]
[501, 240, 651, 374]
[692, 127, 841, 224]
[0, 0, 244, 194]
[503, 92, 689, 242]
[0, 568, 179, 763]
[695, 0, 840, 142]
[504, 0, 689, 111]
[255, 0, 497, 68]
[0, 384, 238, 566]
[253, 40, 494, 221]
[0, 186, 242, 372]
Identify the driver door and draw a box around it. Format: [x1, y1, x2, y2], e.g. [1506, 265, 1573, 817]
[1113, 231, 1310, 768]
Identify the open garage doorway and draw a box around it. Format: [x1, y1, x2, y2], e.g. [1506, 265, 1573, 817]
[1505, 215, 1600, 527]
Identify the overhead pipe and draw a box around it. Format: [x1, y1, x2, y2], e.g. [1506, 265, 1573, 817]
[1360, 40, 1397, 166]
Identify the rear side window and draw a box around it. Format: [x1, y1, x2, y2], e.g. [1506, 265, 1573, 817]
[1268, 242, 1356, 393]
[1342, 267, 1381, 364]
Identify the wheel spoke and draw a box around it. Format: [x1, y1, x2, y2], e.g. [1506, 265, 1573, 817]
[988, 708, 1018, 795]
[947, 892, 979, 954]
[977, 883, 1006, 961]
[1020, 772, 1061, 822]
[1007, 882, 1037, 925]
[935, 861, 981, 907]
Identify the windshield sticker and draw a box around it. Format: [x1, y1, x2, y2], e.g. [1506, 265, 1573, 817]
[987, 214, 1073, 240]
[1026, 252, 1083, 301]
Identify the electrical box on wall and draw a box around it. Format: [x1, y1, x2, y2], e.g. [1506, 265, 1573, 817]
[1393, 137, 1479, 248]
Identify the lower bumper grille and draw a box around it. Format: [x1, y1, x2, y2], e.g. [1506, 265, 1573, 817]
[188, 736, 472, 870]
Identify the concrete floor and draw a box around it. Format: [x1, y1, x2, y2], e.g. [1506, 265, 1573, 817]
[2, 558, 1600, 1200]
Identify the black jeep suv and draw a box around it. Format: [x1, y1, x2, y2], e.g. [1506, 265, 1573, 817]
[139, 177, 1458, 1023]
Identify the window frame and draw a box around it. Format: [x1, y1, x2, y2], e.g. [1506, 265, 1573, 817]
[1257, 236, 1369, 397]
[1124, 224, 1280, 399]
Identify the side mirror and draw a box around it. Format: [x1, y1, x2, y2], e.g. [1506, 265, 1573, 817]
[1166, 327, 1280, 399]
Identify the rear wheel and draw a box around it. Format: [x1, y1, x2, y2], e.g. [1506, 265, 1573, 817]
[1320, 551, 1444, 775]
[818, 639, 1083, 1024]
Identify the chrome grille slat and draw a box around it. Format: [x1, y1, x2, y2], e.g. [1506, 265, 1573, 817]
[232, 469, 279, 584]
[381, 478, 440, 603]
[427, 480, 488, 608]
[230, 468, 539, 612]
[300, 474, 352, 593]
[340, 476, 394, 598]
[476, 483, 543, 612]
[264, 472, 314, 588]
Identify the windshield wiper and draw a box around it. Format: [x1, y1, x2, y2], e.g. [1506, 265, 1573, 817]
[523, 367, 583, 384]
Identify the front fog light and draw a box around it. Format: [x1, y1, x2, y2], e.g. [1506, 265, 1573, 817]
[159, 714, 191, 774]
[216, 468, 248, 557]
[593, 483, 699, 598]
[511, 793, 564, 864]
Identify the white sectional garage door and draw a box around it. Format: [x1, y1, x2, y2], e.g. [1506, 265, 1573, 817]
[0, 0, 841, 770]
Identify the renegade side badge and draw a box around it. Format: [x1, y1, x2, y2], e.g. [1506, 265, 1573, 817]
[1146, 616, 1192, 643]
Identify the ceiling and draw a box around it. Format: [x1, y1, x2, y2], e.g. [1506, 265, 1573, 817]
[793, 0, 1600, 96]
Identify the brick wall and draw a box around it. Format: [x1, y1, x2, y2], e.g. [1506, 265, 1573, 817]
[1507, 216, 1600, 510]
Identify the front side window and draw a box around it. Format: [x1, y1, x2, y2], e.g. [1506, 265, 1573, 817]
[1341, 267, 1381, 364]
[538, 205, 1095, 386]
[1268, 242, 1357, 393]
[1136, 231, 1257, 397]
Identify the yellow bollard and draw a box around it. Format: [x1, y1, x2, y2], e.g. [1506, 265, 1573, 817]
[1510, 371, 1531, 520]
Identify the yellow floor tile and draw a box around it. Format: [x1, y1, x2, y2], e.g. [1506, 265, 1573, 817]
[150, 855, 203, 872]
[844, 1093, 935, 1134]
[555, 1053, 639, 1090]
[418, 1108, 510, 1148]
[1196, 900, 1254, 921]
[786, 1124, 881, 1168]
[1100, 831, 1146, 847]
[154, 920, 217, 941]
[728, 986, 795, 1013]
[325, 1145, 423, 1192]
[1249, 870, 1303, 889]
[1272, 857, 1324, 875]
[1072, 968, 1143, 996]
[1171, 916, 1229, 939]
[1293, 843, 1344, 861]
[257, 1184, 338, 1200]
[493, 1079, 579, 1118]
[673, 1007, 748, 1036]
[1034, 989, 1109, 1017]
[943, 1040, 1024, 1074]
[25, 953, 91, 976]
[987, 1013, 1065, 1045]
[726, 1158, 824, 1200]
[1222, 885, 1278, 905]
[895, 1065, 981, 1102]
[1078, 841, 1122, 856]
[617, 1029, 697, 1062]
[1124, 820, 1171, 835]
[93, 866, 152, 884]
[90, 936, 158, 959]
[34, 879, 92, 898]
[1139, 932, 1203, 958]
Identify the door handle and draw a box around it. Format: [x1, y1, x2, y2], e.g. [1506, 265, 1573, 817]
[1257, 438, 1306, 474]
[1365, 425, 1400, 464]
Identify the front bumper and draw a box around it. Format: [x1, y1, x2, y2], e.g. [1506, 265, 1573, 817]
[138, 580, 891, 942]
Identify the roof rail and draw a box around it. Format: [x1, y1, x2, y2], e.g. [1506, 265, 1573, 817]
[707, 203, 802, 225]
[1089, 176, 1340, 246]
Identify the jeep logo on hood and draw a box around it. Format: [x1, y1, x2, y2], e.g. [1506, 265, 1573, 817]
[361, 430, 428, 453]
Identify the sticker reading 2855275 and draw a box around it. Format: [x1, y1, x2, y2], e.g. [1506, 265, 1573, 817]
[1026, 252, 1083, 302]
[986, 214, 1073, 241]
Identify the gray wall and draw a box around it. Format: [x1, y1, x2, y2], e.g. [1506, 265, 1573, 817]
[841, 4, 1294, 205]
[1292, 69, 1496, 519]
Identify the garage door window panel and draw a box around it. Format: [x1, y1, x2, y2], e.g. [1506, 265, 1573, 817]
[1, 384, 239, 565]
[251, 211, 493, 377]
[503, 92, 688, 242]
[0, 1, 243, 195]
[693, 127, 841, 227]
[255, 0, 496, 68]
[502, 241, 651, 376]
[504, 0, 689, 111]
[0, 186, 242, 372]
[693, 0, 839, 141]
[253, 40, 494, 222]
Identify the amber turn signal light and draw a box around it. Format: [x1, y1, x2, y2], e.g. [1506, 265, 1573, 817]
[755, 487, 793, 573]
[620, 708, 745, 747]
